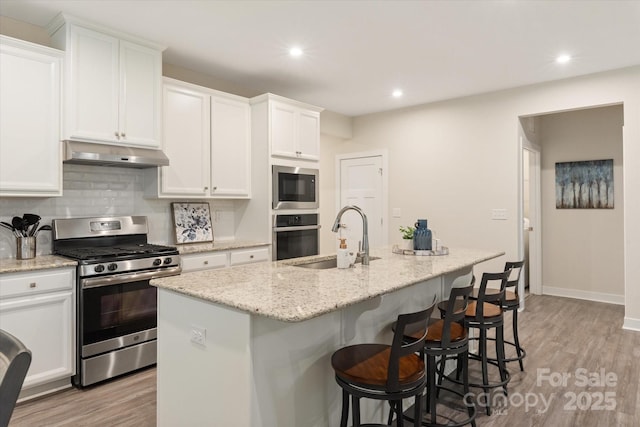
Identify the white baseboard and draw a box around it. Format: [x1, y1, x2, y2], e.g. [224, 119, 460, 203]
[623, 317, 640, 332]
[542, 286, 625, 305]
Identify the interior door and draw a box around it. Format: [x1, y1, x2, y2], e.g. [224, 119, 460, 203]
[338, 155, 385, 252]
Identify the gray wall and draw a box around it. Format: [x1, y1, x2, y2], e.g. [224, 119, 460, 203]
[540, 105, 624, 298]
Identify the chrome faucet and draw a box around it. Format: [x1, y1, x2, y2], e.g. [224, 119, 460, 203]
[331, 205, 369, 265]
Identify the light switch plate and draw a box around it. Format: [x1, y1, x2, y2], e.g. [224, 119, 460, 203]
[491, 209, 508, 220]
[392, 208, 401, 218]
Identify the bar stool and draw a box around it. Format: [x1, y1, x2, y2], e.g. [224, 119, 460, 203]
[469, 261, 525, 371]
[439, 271, 511, 416]
[400, 282, 476, 427]
[331, 301, 436, 427]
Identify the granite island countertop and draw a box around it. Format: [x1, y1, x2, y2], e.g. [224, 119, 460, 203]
[152, 246, 503, 322]
[0, 255, 77, 274]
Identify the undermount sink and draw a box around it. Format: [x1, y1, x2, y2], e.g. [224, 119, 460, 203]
[293, 256, 380, 270]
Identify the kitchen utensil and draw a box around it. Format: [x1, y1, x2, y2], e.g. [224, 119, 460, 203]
[23, 213, 41, 236]
[11, 217, 24, 235]
[0, 222, 21, 238]
[29, 221, 40, 236]
[34, 225, 52, 237]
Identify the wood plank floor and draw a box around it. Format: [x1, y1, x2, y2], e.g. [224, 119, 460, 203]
[9, 295, 640, 426]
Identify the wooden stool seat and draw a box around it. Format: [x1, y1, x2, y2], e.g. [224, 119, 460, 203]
[332, 344, 425, 389]
[331, 302, 436, 427]
[465, 301, 502, 319]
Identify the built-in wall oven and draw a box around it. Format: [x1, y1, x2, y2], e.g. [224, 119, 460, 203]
[52, 216, 181, 387]
[272, 165, 319, 210]
[273, 214, 320, 260]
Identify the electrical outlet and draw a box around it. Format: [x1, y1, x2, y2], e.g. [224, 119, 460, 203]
[491, 209, 508, 220]
[190, 326, 206, 346]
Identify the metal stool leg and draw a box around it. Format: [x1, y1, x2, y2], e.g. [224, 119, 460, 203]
[340, 389, 349, 427]
[512, 309, 525, 371]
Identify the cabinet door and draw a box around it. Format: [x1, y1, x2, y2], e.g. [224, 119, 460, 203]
[160, 83, 211, 197]
[66, 25, 120, 143]
[119, 41, 162, 147]
[297, 110, 320, 160]
[270, 102, 297, 158]
[0, 38, 62, 196]
[211, 96, 251, 198]
[0, 291, 74, 389]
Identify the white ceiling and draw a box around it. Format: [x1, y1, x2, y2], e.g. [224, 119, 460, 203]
[1, 0, 639, 117]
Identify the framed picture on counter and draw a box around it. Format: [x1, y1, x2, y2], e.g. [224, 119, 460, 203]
[171, 202, 214, 244]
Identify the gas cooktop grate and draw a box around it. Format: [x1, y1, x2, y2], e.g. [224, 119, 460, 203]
[56, 243, 177, 261]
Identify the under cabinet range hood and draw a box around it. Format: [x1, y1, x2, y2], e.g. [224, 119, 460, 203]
[62, 141, 170, 168]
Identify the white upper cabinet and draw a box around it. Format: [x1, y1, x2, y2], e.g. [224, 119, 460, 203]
[48, 14, 163, 148]
[146, 78, 251, 199]
[210, 95, 251, 197]
[0, 36, 63, 197]
[159, 81, 211, 197]
[253, 94, 323, 162]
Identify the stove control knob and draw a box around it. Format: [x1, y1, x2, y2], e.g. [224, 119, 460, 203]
[94, 264, 105, 273]
[163, 257, 173, 265]
[153, 258, 162, 266]
[107, 263, 118, 271]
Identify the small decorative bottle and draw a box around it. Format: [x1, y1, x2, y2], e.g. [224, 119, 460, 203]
[413, 219, 432, 251]
[336, 238, 351, 269]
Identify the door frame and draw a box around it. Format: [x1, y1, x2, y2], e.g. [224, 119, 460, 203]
[335, 149, 389, 246]
[518, 129, 542, 306]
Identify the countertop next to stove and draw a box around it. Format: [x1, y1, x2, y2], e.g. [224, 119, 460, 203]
[151, 246, 504, 322]
[175, 240, 270, 254]
[0, 255, 78, 274]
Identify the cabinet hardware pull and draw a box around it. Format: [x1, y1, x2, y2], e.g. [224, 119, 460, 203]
[250, 255, 254, 259]
[213, 186, 217, 190]
[204, 186, 209, 190]
[29, 282, 37, 288]
[115, 131, 120, 138]
[204, 261, 209, 265]
[121, 132, 126, 138]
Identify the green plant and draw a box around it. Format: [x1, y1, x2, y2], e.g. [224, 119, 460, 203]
[399, 225, 415, 240]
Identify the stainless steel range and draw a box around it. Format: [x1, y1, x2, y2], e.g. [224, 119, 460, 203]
[52, 216, 181, 387]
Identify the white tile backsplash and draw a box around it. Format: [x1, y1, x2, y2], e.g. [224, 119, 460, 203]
[0, 164, 237, 259]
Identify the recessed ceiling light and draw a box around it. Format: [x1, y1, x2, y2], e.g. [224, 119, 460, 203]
[392, 89, 403, 98]
[289, 47, 303, 57]
[556, 54, 571, 64]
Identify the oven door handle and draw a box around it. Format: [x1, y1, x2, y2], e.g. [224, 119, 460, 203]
[80, 266, 182, 289]
[273, 225, 321, 232]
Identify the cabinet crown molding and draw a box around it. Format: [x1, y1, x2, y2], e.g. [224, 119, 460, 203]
[46, 12, 166, 51]
[250, 93, 324, 113]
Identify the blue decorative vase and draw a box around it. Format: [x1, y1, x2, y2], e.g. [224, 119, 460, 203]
[413, 219, 432, 250]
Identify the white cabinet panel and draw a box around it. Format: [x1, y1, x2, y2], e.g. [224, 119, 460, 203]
[229, 247, 270, 266]
[159, 83, 211, 197]
[270, 102, 297, 158]
[254, 94, 323, 162]
[181, 252, 228, 273]
[50, 17, 163, 147]
[119, 40, 162, 146]
[211, 96, 251, 198]
[66, 25, 119, 143]
[0, 268, 75, 391]
[0, 36, 63, 197]
[148, 78, 251, 199]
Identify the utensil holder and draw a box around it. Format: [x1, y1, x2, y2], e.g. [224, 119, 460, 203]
[17, 236, 36, 260]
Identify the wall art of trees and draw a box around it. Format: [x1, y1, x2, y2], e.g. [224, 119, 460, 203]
[555, 159, 614, 209]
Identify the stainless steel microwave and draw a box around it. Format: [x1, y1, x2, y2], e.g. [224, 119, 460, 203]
[272, 165, 319, 210]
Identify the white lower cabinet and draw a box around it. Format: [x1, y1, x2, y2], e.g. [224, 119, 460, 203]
[181, 252, 228, 273]
[229, 247, 270, 266]
[180, 247, 270, 273]
[0, 268, 75, 396]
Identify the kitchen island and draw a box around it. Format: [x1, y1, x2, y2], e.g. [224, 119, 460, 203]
[151, 246, 503, 426]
